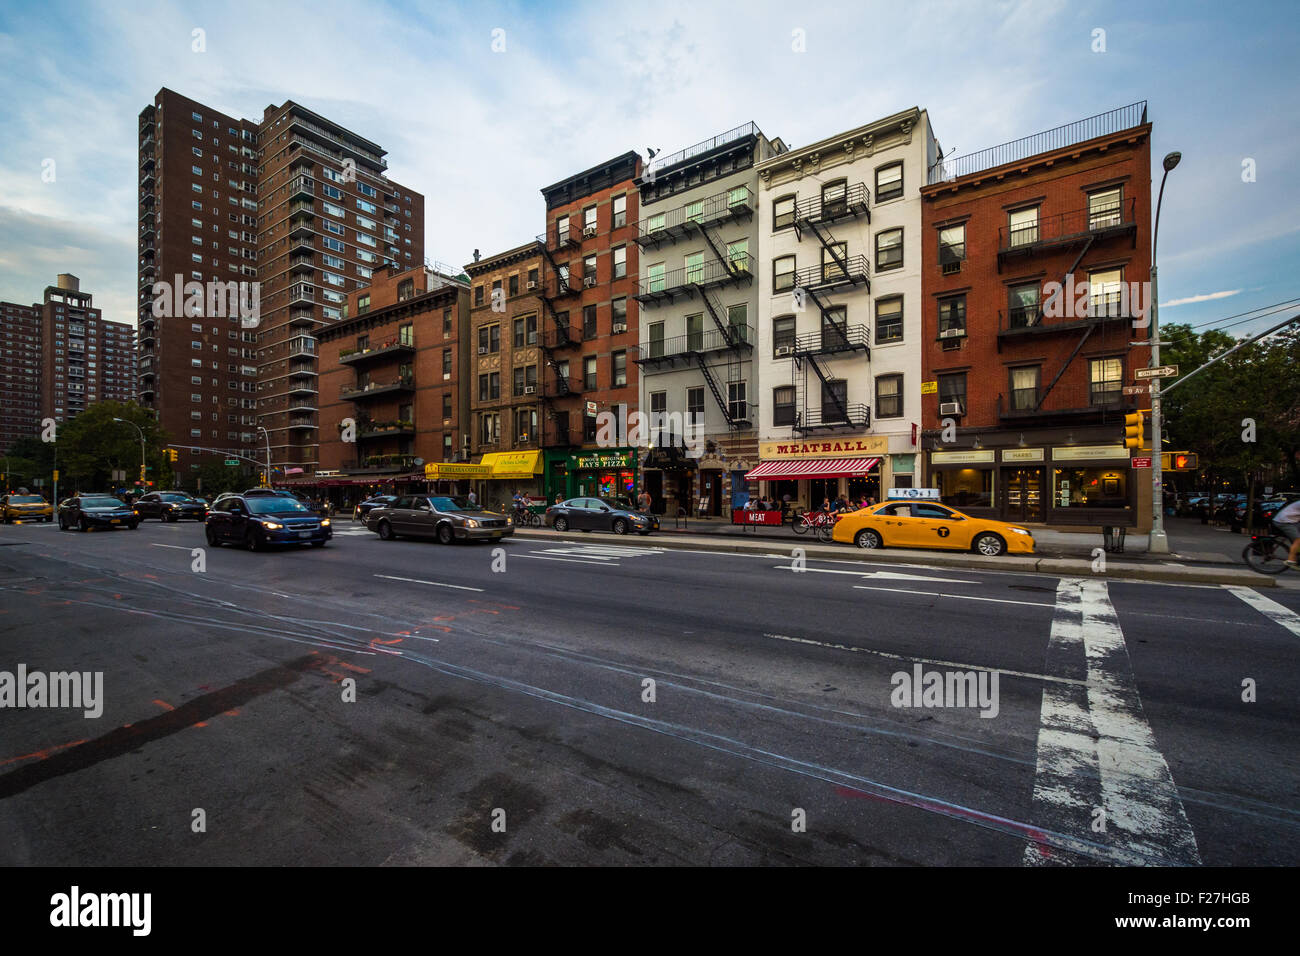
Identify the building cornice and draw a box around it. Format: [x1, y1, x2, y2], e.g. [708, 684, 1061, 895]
[755, 107, 922, 182]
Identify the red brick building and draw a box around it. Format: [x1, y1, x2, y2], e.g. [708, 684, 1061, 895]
[314, 263, 470, 497]
[919, 102, 1153, 529]
[535, 152, 643, 501]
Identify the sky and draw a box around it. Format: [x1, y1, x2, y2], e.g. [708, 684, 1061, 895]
[0, 0, 1297, 340]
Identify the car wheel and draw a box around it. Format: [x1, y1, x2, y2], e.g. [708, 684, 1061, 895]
[854, 529, 882, 549]
[612, 518, 628, 535]
[79, 517, 89, 533]
[244, 530, 261, 552]
[974, 533, 1005, 557]
[436, 523, 454, 545]
[553, 516, 569, 532]
[205, 526, 222, 547]
[310, 540, 326, 548]
[165, 512, 177, 523]
[129, 522, 139, 530]
[377, 520, 396, 541]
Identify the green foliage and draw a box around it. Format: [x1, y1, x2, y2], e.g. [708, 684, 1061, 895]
[1162, 323, 1300, 489]
[54, 401, 174, 493]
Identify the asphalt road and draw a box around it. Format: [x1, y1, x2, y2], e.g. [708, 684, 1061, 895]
[1, 517, 1297, 866]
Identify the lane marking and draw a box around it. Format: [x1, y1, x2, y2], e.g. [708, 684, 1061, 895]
[149, 543, 193, 551]
[761, 632, 1085, 686]
[852, 585, 1052, 608]
[373, 574, 483, 593]
[514, 554, 614, 566]
[1024, 577, 1200, 866]
[1224, 586, 1300, 637]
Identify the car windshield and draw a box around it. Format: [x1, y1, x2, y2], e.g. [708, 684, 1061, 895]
[82, 497, 125, 508]
[429, 496, 473, 512]
[246, 497, 310, 515]
[161, 493, 193, 501]
[11, 496, 43, 504]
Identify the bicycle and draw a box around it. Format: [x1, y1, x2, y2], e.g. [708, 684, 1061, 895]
[513, 507, 542, 528]
[792, 509, 838, 542]
[1242, 527, 1295, 575]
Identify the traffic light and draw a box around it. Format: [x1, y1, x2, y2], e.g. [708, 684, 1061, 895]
[167, 449, 179, 463]
[1162, 452, 1199, 471]
[1123, 411, 1144, 450]
[139, 463, 147, 482]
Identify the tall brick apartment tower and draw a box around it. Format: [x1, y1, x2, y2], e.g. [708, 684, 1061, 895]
[536, 152, 643, 502]
[137, 88, 423, 482]
[919, 102, 1152, 531]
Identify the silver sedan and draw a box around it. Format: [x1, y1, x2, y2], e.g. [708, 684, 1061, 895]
[365, 494, 514, 544]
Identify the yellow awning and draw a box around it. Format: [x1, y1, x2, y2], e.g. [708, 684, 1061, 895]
[424, 462, 492, 480]
[480, 450, 544, 480]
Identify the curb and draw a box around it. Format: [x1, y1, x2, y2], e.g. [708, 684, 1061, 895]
[511, 528, 1275, 587]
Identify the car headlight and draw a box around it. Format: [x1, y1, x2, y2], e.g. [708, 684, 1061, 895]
[262, 521, 283, 530]
[320, 518, 331, 527]
[465, 519, 479, 528]
[506, 516, 513, 526]
[1008, 527, 1031, 536]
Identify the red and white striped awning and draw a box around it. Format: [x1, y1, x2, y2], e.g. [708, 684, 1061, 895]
[745, 457, 881, 481]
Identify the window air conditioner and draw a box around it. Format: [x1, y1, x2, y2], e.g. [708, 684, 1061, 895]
[524, 386, 536, 394]
[527, 280, 538, 290]
[938, 401, 964, 416]
[478, 347, 488, 354]
[612, 323, 627, 334]
[583, 277, 597, 288]
[583, 226, 598, 238]
[938, 328, 965, 339]
[774, 345, 794, 357]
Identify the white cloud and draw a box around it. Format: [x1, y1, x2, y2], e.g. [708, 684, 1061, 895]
[1160, 289, 1242, 308]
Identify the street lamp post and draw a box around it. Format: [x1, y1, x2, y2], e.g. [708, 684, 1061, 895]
[1147, 151, 1180, 554]
[257, 426, 271, 487]
[113, 417, 147, 492]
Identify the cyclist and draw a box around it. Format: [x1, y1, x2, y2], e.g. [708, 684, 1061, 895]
[511, 489, 530, 525]
[1272, 496, 1300, 569]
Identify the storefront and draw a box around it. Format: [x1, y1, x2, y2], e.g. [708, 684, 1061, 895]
[424, 462, 491, 498]
[544, 449, 639, 506]
[928, 442, 1143, 528]
[642, 446, 695, 516]
[476, 450, 544, 511]
[747, 436, 888, 511]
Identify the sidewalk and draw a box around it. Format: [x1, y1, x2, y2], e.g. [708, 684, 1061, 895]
[645, 515, 1250, 565]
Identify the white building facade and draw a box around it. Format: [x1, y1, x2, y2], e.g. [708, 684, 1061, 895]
[751, 108, 940, 509]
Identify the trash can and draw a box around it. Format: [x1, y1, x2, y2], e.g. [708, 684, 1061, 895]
[1101, 526, 1126, 553]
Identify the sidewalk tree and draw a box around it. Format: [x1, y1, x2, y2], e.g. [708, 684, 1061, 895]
[56, 401, 173, 492]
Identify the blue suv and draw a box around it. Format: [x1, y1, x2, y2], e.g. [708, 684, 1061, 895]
[204, 490, 332, 551]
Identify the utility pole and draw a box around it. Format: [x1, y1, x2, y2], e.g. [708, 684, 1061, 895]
[113, 417, 147, 491]
[257, 426, 272, 487]
[1147, 151, 1181, 554]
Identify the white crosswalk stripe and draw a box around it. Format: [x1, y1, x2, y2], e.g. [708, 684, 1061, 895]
[1024, 577, 1200, 866]
[1225, 585, 1300, 637]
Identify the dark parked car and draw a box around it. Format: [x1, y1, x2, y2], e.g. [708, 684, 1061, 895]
[58, 495, 139, 531]
[545, 497, 659, 535]
[133, 491, 206, 522]
[365, 494, 513, 544]
[204, 492, 332, 551]
[1230, 499, 1289, 533]
[353, 495, 398, 521]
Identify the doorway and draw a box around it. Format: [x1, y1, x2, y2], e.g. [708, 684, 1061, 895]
[1002, 467, 1045, 523]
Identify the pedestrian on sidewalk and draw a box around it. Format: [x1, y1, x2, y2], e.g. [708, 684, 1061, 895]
[467, 488, 478, 508]
[637, 488, 652, 513]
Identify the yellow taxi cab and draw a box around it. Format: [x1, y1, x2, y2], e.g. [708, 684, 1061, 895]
[1, 493, 55, 523]
[832, 499, 1035, 556]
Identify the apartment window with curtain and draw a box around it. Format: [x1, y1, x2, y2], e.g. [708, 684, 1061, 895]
[1088, 186, 1123, 229]
[939, 224, 966, 269]
[613, 245, 626, 279]
[583, 304, 598, 339]
[875, 163, 903, 201]
[612, 350, 627, 387]
[647, 262, 666, 293]
[685, 251, 704, 284]
[612, 296, 627, 330]
[727, 303, 748, 342]
[773, 255, 796, 292]
[583, 356, 597, 391]
[821, 179, 847, 217]
[876, 374, 903, 418]
[726, 238, 748, 271]
[822, 243, 847, 281]
[612, 194, 627, 228]
[773, 314, 796, 353]
[773, 195, 795, 230]
[876, 229, 903, 271]
[1008, 206, 1039, 247]
[650, 391, 667, 444]
[1009, 366, 1040, 411]
[516, 407, 537, 443]
[686, 313, 704, 352]
[938, 295, 966, 336]
[687, 387, 705, 426]
[1088, 268, 1124, 317]
[398, 323, 413, 346]
[583, 206, 597, 231]
[1007, 283, 1041, 328]
[875, 297, 903, 344]
[648, 321, 665, 358]
[728, 381, 747, 422]
[773, 386, 796, 426]
[821, 379, 847, 421]
[937, 372, 967, 415]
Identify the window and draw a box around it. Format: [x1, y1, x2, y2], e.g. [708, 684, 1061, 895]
[875, 297, 903, 344]
[648, 321, 665, 358]
[612, 350, 627, 387]
[1008, 206, 1039, 247]
[821, 306, 848, 349]
[512, 364, 537, 396]
[583, 205, 597, 231]
[612, 296, 627, 329]
[612, 194, 627, 228]
[443, 308, 453, 335]
[728, 381, 747, 421]
[646, 213, 665, 233]
[508, 274, 519, 297]
[323, 236, 345, 253]
[939, 224, 966, 269]
[687, 387, 705, 425]
[647, 262, 666, 293]
[726, 239, 748, 271]
[474, 285, 484, 306]
[728, 186, 749, 209]
[442, 348, 452, 376]
[685, 251, 704, 284]
[478, 371, 500, 401]
[876, 374, 903, 418]
[478, 324, 500, 353]
[513, 314, 537, 347]
[876, 229, 903, 271]
[442, 392, 452, 418]
[1009, 366, 1040, 410]
[1089, 357, 1124, 405]
[399, 323, 413, 346]
[583, 304, 598, 339]
[685, 200, 704, 224]
[357, 294, 370, 314]
[480, 412, 500, 445]
[1007, 283, 1040, 328]
[527, 267, 539, 288]
[937, 373, 967, 414]
[727, 303, 748, 341]
[612, 245, 626, 279]
[649, 391, 667, 443]
[1088, 187, 1123, 230]
[773, 386, 796, 426]
[821, 179, 848, 217]
[773, 255, 796, 292]
[686, 313, 704, 352]
[397, 278, 414, 301]
[1088, 268, 1124, 317]
[876, 163, 903, 202]
[583, 356, 598, 391]
[516, 407, 537, 443]
[938, 295, 966, 336]
[773, 315, 796, 353]
[556, 216, 570, 243]
[820, 380, 848, 421]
